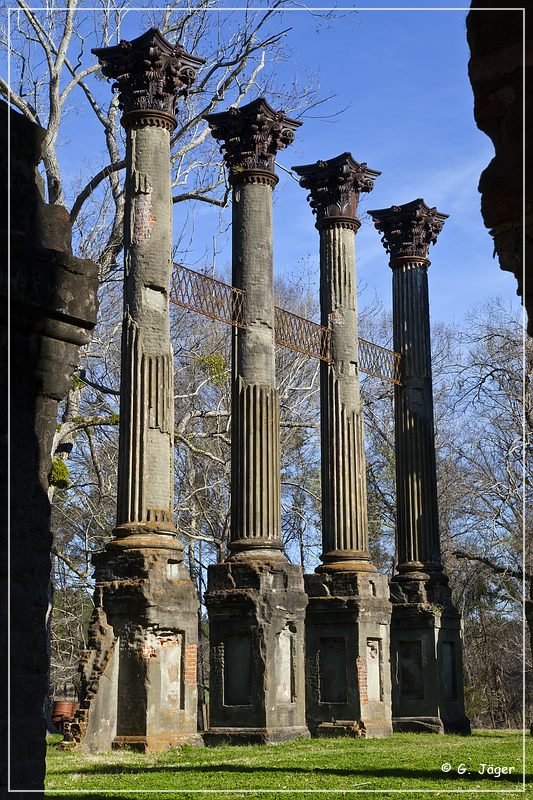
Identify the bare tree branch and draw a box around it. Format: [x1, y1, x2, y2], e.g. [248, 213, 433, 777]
[453, 549, 532, 587]
[172, 189, 230, 208]
[70, 159, 126, 224]
[0, 77, 38, 122]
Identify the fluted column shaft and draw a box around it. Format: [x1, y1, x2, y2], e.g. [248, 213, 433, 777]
[92, 30, 204, 540]
[318, 220, 370, 566]
[292, 152, 380, 572]
[230, 173, 283, 556]
[205, 98, 301, 560]
[369, 198, 448, 582]
[392, 257, 441, 575]
[115, 123, 176, 534]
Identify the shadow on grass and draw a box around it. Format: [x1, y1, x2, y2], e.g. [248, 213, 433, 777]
[51, 763, 527, 784]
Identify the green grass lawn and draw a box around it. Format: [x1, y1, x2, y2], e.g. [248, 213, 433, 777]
[46, 730, 531, 799]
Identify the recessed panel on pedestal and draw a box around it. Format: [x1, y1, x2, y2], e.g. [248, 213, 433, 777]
[275, 627, 295, 704]
[319, 637, 347, 704]
[366, 638, 383, 703]
[224, 633, 252, 706]
[156, 632, 183, 713]
[398, 640, 424, 700]
[441, 640, 458, 701]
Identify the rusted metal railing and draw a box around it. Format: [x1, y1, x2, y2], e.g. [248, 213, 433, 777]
[359, 339, 401, 385]
[170, 264, 400, 385]
[170, 264, 244, 328]
[274, 306, 331, 363]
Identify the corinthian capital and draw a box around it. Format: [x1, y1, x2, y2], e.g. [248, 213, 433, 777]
[92, 28, 205, 128]
[293, 153, 380, 224]
[205, 97, 301, 182]
[369, 199, 448, 261]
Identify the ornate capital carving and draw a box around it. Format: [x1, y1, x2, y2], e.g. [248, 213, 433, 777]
[92, 28, 205, 127]
[204, 97, 301, 182]
[292, 153, 380, 223]
[369, 199, 448, 261]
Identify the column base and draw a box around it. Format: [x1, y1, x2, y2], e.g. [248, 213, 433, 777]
[72, 543, 199, 753]
[205, 560, 308, 740]
[112, 733, 204, 752]
[227, 538, 286, 561]
[203, 726, 310, 746]
[304, 570, 393, 739]
[316, 550, 374, 573]
[390, 567, 451, 605]
[390, 598, 471, 736]
[392, 716, 444, 734]
[106, 530, 183, 552]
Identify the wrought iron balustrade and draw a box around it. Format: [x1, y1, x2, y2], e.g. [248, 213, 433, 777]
[170, 263, 400, 385]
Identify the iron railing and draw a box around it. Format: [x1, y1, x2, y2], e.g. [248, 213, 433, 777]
[274, 306, 331, 363]
[170, 263, 400, 385]
[170, 264, 244, 328]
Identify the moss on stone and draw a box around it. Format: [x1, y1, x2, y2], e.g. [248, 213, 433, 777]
[49, 458, 71, 489]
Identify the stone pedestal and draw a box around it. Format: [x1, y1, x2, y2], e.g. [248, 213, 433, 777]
[293, 154, 392, 738]
[369, 199, 470, 735]
[389, 586, 468, 734]
[204, 99, 308, 743]
[74, 537, 201, 752]
[204, 561, 308, 744]
[68, 30, 205, 753]
[304, 572, 392, 738]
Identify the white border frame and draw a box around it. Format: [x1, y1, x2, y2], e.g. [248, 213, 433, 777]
[5, 3, 528, 794]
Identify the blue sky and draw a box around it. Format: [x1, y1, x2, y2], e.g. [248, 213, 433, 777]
[169, 4, 520, 328]
[5, 3, 521, 330]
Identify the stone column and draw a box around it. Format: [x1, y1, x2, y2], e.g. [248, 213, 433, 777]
[371, 199, 446, 585]
[369, 199, 470, 734]
[369, 200, 447, 591]
[292, 154, 392, 738]
[94, 29, 205, 545]
[206, 98, 300, 560]
[68, 30, 205, 753]
[294, 154, 381, 571]
[203, 98, 309, 744]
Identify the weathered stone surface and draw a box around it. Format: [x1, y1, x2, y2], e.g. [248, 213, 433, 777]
[205, 98, 302, 559]
[77, 31, 202, 751]
[204, 100, 308, 741]
[466, 3, 532, 333]
[92, 31, 202, 540]
[369, 200, 447, 584]
[293, 154, 392, 739]
[113, 122, 178, 537]
[1, 100, 99, 795]
[71, 540, 201, 752]
[205, 561, 309, 744]
[369, 200, 469, 734]
[389, 604, 470, 735]
[292, 154, 379, 569]
[229, 178, 282, 558]
[304, 572, 392, 738]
